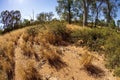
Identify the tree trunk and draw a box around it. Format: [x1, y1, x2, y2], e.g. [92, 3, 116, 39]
[94, 11, 99, 27]
[68, 0, 71, 24]
[83, 9, 88, 26]
[106, 0, 111, 24]
[83, 0, 88, 27]
[94, 0, 103, 27]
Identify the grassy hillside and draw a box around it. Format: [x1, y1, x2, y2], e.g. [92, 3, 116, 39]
[0, 22, 120, 80]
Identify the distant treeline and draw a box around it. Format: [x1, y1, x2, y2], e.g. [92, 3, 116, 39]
[0, 0, 120, 33]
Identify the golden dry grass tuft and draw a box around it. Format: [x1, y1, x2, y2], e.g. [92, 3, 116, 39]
[21, 26, 67, 70]
[80, 52, 94, 67]
[23, 61, 42, 80]
[80, 51, 105, 77]
[24, 67, 42, 80]
[0, 27, 26, 80]
[42, 44, 67, 70]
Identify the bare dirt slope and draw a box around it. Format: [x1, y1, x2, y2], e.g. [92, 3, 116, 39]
[14, 34, 116, 80]
[37, 46, 116, 80]
[0, 25, 117, 80]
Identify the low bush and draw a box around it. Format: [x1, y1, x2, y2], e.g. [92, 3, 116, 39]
[114, 68, 120, 77]
[48, 22, 71, 45]
[27, 27, 39, 37]
[70, 28, 107, 51]
[70, 27, 120, 77]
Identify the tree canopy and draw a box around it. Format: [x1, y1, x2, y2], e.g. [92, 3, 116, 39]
[0, 10, 21, 31]
[56, 0, 120, 27]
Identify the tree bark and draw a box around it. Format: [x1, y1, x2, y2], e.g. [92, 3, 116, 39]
[94, 0, 103, 27]
[83, 0, 88, 27]
[106, 0, 111, 24]
[94, 12, 99, 27]
[68, 0, 71, 24]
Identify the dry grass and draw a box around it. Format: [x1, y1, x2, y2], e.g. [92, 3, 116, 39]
[24, 67, 42, 80]
[85, 64, 105, 77]
[42, 44, 67, 70]
[66, 24, 91, 31]
[0, 27, 26, 80]
[23, 61, 42, 80]
[21, 27, 67, 71]
[0, 58, 14, 80]
[80, 50, 105, 78]
[80, 52, 94, 67]
[0, 24, 116, 80]
[117, 77, 120, 80]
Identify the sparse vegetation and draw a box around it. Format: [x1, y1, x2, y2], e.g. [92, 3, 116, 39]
[24, 67, 42, 80]
[0, 23, 120, 79]
[48, 22, 70, 45]
[70, 28, 106, 51]
[114, 68, 120, 77]
[85, 64, 105, 77]
[27, 27, 39, 37]
[69, 26, 120, 77]
[0, 0, 120, 79]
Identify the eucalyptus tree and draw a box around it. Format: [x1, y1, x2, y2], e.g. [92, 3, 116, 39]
[102, 0, 120, 25]
[46, 12, 54, 21]
[37, 12, 54, 23]
[37, 12, 48, 23]
[56, 0, 75, 24]
[0, 10, 21, 31]
[90, 0, 104, 27]
[82, 0, 92, 26]
[74, 0, 94, 26]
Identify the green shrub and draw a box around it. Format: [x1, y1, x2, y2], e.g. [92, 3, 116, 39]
[48, 22, 70, 45]
[27, 27, 40, 37]
[104, 31, 120, 71]
[114, 68, 120, 77]
[70, 28, 107, 51]
[0, 29, 3, 35]
[108, 20, 116, 28]
[70, 27, 120, 77]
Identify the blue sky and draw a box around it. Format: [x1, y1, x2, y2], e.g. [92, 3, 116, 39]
[0, 0, 58, 20]
[0, 0, 120, 23]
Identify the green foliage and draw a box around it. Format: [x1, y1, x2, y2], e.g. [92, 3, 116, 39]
[27, 27, 39, 37]
[97, 20, 107, 27]
[56, 0, 75, 24]
[70, 27, 120, 77]
[104, 31, 120, 70]
[50, 22, 70, 40]
[48, 22, 70, 45]
[114, 68, 120, 77]
[23, 19, 30, 26]
[0, 10, 21, 32]
[70, 28, 107, 51]
[0, 29, 3, 35]
[37, 12, 54, 23]
[108, 20, 116, 28]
